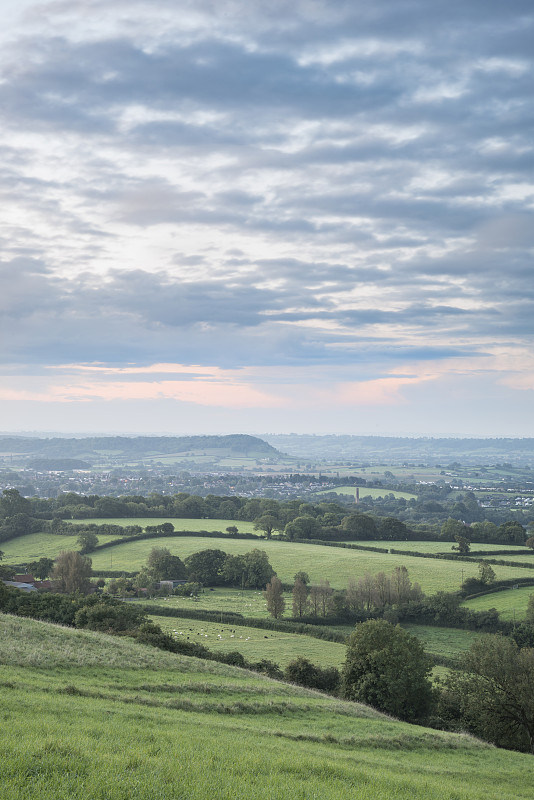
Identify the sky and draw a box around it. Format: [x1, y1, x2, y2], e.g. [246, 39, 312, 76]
[0, 0, 533, 437]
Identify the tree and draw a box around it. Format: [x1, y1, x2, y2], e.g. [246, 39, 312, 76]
[146, 547, 187, 581]
[264, 576, 285, 618]
[439, 634, 534, 753]
[253, 515, 279, 538]
[498, 521, 526, 545]
[184, 549, 227, 585]
[0, 488, 30, 518]
[378, 517, 409, 540]
[452, 535, 470, 555]
[440, 517, 468, 541]
[526, 593, 534, 624]
[225, 525, 238, 535]
[77, 530, 99, 554]
[284, 657, 340, 693]
[292, 577, 308, 617]
[51, 551, 93, 594]
[27, 557, 54, 580]
[241, 549, 275, 588]
[478, 561, 495, 585]
[221, 549, 274, 588]
[293, 571, 310, 586]
[340, 513, 377, 540]
[342, 619, 433, 722]
[526, 536, 534, 550]
[284, 515, 320, 540]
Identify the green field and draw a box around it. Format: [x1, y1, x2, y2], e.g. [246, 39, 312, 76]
[150, 614, 347, 668]
[138, 588, 277, 618]
[87, 536, 534, 593]
[479, 553, 534, 564]
[2, 614, 533, 800]
[1, 532, 121, 563]
[68, 517, 259, 534]
[331, 541, 527, 554]
[318, 486, 417, 500]
[330, 623, 481, 662]
[463, 586, 534, 621]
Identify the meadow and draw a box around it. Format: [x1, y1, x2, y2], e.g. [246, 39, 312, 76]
[321, 486, 417, 500]
[68, 517, 259, 534]
[2, 613, 533, 800]
[329, 623, 481, 663]
[463, 586, 534, 621]
[139, 588, 278, 618]
[330, 541, 527, 554]
[150, 613, 348, 668]
[1, 532, 120, 563]
[86, 536, 534, 593]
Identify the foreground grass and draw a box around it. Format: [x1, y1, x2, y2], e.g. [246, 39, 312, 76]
[2, 614, 534, 800]
[88, 536, 534, 593]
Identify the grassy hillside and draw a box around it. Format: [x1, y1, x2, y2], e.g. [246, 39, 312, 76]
[2, 613, 534, 800]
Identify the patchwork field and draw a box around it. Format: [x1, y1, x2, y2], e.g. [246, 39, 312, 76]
[86, 536, 534, 593]
[463, 586, 534, 621]
[150, 613, 347, 668]
[1, 532, 121, 563]
[329, 623, 481, 663]
[331, 541, 528, 554]
[2, 614, 533, 800]
[139, 588, 276, 618]
[68, 517, 259, 534]
[321, 486, 417, 500]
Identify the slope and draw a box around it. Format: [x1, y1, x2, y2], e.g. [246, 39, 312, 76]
[1, 614, 533, 800]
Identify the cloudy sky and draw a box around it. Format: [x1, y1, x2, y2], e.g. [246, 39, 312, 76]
[1, 0, 533, 436]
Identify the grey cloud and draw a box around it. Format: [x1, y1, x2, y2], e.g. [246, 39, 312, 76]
[0, 0, 532, 380]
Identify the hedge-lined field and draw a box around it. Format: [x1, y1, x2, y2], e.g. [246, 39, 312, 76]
[88, 536, 534, 593]
[329, 622, 482, 662]
[150, 613, 347, 668]
[68, 517, 259, 534]
[463, 586, 534, 621]
[2, 614, 533, 800]
[142, 588, 277, 618]
[322, 486, 417, 500]
[330, 540, 528, 554]
[1, 532, 120, 563]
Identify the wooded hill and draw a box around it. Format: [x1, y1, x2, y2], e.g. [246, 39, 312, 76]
[0, 434, 279, 464]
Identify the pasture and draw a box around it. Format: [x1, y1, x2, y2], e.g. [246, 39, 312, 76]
[150, 614, 347, 668]
[68, 517, 259, 534]
[1, 532, 120, 563]
[88, 536, 534, 594]
[331, 541, 527, 553]
[318, 486, 417, 500]
[139, 588, 279, 618]
[330, 623, 481, 663]
[1, 614, 533, 800]
[463, 586, 534, 621]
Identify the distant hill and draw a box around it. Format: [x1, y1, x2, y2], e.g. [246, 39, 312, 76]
[0, 434, 278, 463]
[263, 434, 534, 465]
